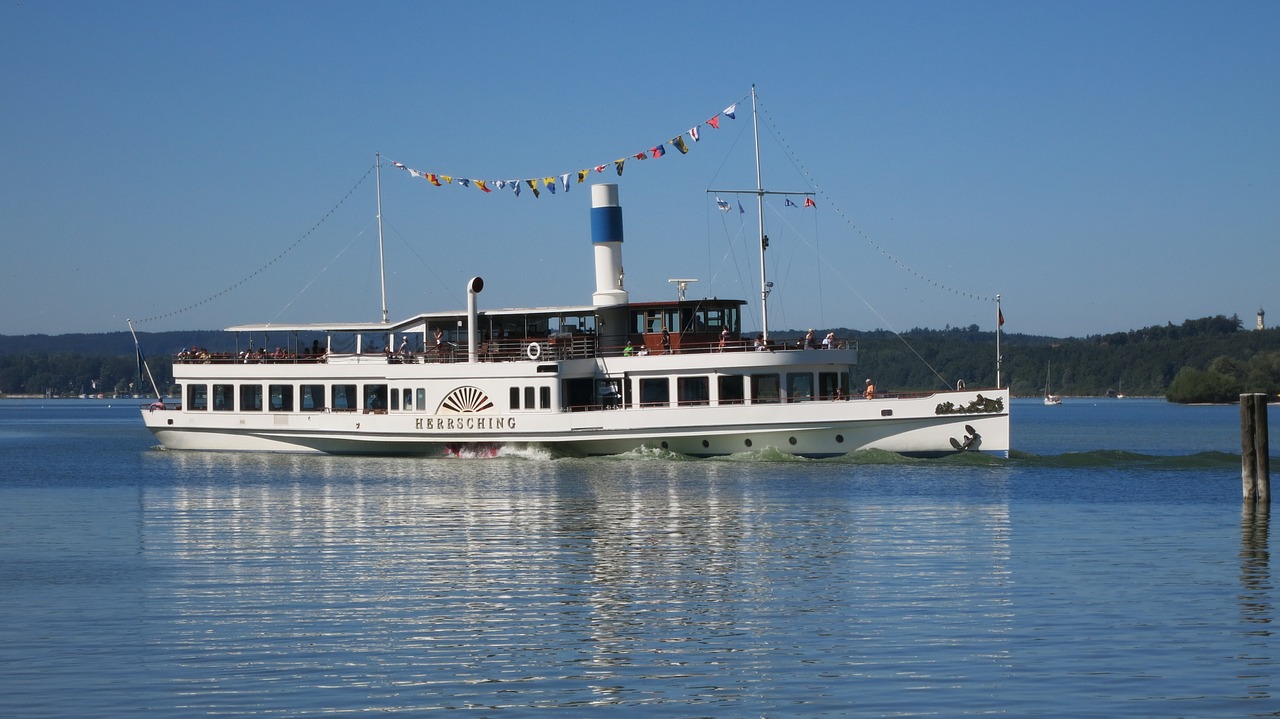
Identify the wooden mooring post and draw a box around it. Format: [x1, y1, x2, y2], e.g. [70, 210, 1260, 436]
[1241, 393, 1271, 504]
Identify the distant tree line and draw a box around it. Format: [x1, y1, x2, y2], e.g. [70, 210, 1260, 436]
[1, 315, 1278, 402]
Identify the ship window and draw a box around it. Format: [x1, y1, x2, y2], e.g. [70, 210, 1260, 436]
[332, 384, 357, 411]
[510, 386, 520, 410]
[416, 388, 426, 411]
[678, 376, 709, 405]
[390, 388, 400, 411]
[639, 378, 670, 407]
[787, 373, 814, 402]
[363, 384, 388, 412]
[212, 384, 234, 411]
[750, 374, 780, 404]
[818, 372, 849, 400]
[540, 385, 551, 409]
[239, 384, 263, 411]
[269, 384, 294, 412]
[718, 375, 745, 405]
[300, 384, 325, 411]
[524, 386, 535, 409]
[187, 384, 208, 411]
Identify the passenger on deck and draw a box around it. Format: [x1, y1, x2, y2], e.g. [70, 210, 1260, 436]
[719, 327, 730, 351]
[803, 329, 816, 349]
[823, 332, 835, 350]
[864, 379, 876, 399]
[623, 340, 635, 356]
[661, 328, 671, 355]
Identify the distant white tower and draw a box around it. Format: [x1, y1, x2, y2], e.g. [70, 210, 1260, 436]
[1259, 307, 1266, 331]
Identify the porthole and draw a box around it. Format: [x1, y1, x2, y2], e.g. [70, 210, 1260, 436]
[702, 439, 709, 448]
[167, 419, 174, 425]
[661, 441, 669, 449]
[789, 436, 797, 445]
[835, 434, 844, 443]
[744, 438, 753, 448]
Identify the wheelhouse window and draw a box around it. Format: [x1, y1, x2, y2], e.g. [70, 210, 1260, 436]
[212, 384, 234, 411]
[640, 378, 670, 407]
[363, 384, 388, 412]
[750, 374, 780, 404]
[239, 384, 263, 411]
[718, 375, 745, 405]
[186, 384, 208, 411]
[269, 384, 294, 412]
[786, 372, 814, 402]
[300, 384, 325, 411]
[819, 372, 848, 400]
[332, 384, 357, 411]
[677, 376, 709, 406]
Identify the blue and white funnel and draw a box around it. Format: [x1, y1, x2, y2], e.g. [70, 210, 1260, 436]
[591, 184, 628, 307]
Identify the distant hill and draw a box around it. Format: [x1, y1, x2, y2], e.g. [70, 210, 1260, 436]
[3, 315, 1279, 400]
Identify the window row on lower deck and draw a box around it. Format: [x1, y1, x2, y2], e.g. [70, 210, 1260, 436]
[573, 370, 853, 409]
[177, 369, 852, 414]
[181, 382, 553, 413]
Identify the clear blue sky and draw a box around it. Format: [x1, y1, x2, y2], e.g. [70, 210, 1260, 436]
[2, 1, 1276, 339]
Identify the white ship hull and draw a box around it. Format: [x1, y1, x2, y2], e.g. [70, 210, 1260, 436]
[142, 350, 1009, 458]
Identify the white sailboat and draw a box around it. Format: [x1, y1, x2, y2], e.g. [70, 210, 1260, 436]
[1044, 362, 1062, 406]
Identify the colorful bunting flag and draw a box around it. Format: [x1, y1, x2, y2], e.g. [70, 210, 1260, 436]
[804, 197, 816, 208]
[785, 199, 797, 207]
[386, 93, 745, 200]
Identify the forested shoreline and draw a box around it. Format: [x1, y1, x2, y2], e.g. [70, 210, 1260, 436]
[2, 315, 1277, 403]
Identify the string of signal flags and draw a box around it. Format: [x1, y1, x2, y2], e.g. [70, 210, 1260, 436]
[388, 92, 776, 207]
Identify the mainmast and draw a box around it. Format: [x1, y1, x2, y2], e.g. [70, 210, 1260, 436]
[751, 86, 770, 341]
[375, 152, 388, 324]
[707, 85, 811, 344]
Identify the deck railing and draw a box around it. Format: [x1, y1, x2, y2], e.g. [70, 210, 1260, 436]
[172, 337, 859, 365]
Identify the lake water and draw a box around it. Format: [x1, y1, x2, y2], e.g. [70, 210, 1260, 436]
[0, 397, 1274, 717]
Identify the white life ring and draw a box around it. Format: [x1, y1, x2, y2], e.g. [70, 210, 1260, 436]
[526, 342, 542, 360]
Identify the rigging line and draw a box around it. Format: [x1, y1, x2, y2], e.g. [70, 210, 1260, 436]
[267, 220, 375, 325]
[380, 215, 464, 309]
[705, 202, 752, 304]
[760, 194, 953, 386]
[134, 164, 376, 325]
[754, 97, 996, 305]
